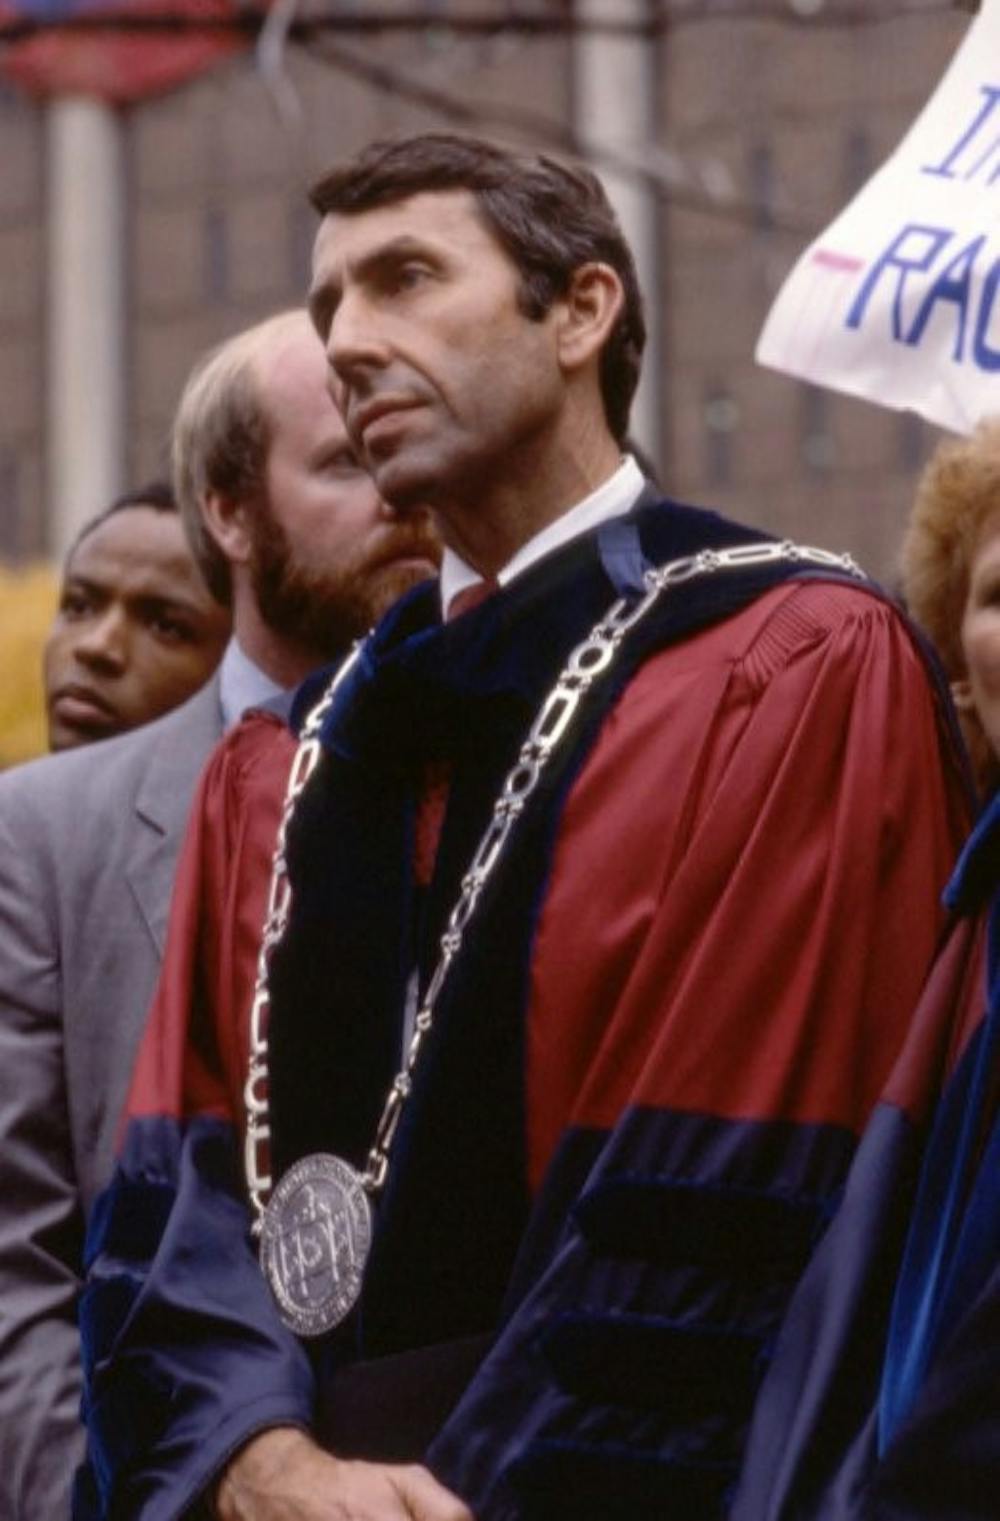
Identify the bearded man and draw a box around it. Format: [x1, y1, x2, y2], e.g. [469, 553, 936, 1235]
[0, 308, 438, 1520]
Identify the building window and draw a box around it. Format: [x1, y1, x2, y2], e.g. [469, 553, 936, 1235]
[897, 410, 926, 473]
[704, 387, 740, 487]
[289, 199, 315, 291]
[747, 142, 775, 234]
[0, 448, 21, 562]
[799, 385, 836, 473]
[203, 203, 228, 300]
[844, 125, 873, 197]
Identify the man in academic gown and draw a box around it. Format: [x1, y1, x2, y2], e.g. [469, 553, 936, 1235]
[78, 134, 972, 1521]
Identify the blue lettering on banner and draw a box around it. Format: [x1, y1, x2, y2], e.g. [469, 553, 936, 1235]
[846, 225, 953, 338]
[906, 235, 984, 360]
[844, 222, 1000, 374]
[923, 85, 1000, 184]
[974, 260, 1000, 370]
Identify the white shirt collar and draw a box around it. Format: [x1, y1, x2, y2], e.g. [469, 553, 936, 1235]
[218, 637, 286, 730]
[439, 455, 646, 616]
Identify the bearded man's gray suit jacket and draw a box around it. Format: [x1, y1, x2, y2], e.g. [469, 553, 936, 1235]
[0, 679, 225, 1519]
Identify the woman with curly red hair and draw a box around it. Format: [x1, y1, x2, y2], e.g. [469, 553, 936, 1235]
[903, 419, 1000, 796]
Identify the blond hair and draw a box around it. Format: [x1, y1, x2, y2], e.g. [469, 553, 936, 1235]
[171, 309, 308, 605]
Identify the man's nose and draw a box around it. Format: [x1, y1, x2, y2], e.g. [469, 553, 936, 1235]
[72, 607, 129, 673]
[326, 290, 388, 383]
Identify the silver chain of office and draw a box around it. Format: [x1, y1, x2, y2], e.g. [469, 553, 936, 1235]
[245, 539, 863, 1337]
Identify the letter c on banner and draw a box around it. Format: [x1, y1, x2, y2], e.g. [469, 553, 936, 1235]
[973, 257, 1000, 371]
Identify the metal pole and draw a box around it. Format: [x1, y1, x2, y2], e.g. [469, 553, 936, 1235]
[46, 96, 127, 558]
[573, 0, 662, 469]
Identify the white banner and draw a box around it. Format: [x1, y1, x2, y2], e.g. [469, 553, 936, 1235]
[757, 0, 1000, 436]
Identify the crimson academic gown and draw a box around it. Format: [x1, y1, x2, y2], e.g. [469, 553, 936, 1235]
[121, 708, 297, 1151]
[77, 500, 970, 1521]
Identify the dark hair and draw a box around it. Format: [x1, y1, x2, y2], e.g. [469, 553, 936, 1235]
[67, 479, 178, 564]
[309, 133, 646, 445]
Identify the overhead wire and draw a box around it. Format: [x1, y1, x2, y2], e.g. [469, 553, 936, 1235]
[296, 32, 812, 231]
[0, 1, 974, 47]
[0, 0, 973, 231]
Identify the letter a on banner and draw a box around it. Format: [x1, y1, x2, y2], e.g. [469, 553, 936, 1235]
[756, 0, 1000, 436]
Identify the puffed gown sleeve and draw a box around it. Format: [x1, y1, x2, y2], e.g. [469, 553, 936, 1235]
[427, 583, 970, 1521]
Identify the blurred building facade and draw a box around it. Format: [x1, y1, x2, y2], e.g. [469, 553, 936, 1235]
[0, 0, 971, 582]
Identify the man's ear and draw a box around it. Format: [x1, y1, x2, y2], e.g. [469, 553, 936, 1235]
[201, 490, 253, 567]
[555, 262, 625, 375]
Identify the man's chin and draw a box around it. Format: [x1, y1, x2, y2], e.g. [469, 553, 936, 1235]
[367, 447, 441, 516]
[47, 716, 119, 752]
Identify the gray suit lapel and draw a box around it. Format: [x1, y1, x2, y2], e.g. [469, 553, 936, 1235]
[126, 679, 225, 958]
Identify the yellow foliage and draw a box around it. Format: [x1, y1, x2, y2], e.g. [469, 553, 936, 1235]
[0, 562, 59, 769]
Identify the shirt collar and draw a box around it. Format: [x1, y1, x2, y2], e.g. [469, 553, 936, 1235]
[439, 455, 646, 615]
[218, 637, 287, 730]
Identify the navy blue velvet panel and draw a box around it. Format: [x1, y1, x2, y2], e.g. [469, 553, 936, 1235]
[76, 1115, 314, 1521]
[540, 1311, 762, 1416]
[576, 1176, 830, 1286]
[86, 1175, 177, 1265]
[507, 1438, 735, 1521]
[729, 1103, 924, 1521]
[426, 1105, 860, 1520]
[501, 1126, 610, 1313]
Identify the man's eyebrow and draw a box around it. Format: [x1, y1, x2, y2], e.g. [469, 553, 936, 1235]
[132, 591, 204, 619]
[306, 439, 355, 470]
[60, 572, 107, 598]
[360, 234, 437, 266]
[309, 234, 440, 329]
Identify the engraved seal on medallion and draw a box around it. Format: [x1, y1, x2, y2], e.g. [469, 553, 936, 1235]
[260, 1153, 372, 1338]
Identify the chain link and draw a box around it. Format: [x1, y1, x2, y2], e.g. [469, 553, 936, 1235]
[244, 540, 863, 1230]
[243, 646, 361, 1231]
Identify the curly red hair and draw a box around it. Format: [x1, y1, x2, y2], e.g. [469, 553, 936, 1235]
[902, 419, 1000, 677]
[902, 419, 1000, 790]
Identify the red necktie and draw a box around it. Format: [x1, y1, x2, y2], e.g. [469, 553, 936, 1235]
[412, 578, 498, 886]
[445, 578, 498, 621]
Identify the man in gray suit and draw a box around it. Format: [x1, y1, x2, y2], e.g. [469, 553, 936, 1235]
[0, 308, 440, 1519]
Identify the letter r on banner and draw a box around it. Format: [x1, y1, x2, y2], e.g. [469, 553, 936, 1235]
[846, 225, 954, 338]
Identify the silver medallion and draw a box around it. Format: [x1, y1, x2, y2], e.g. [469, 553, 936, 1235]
[260, 1153, 373, 1338]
